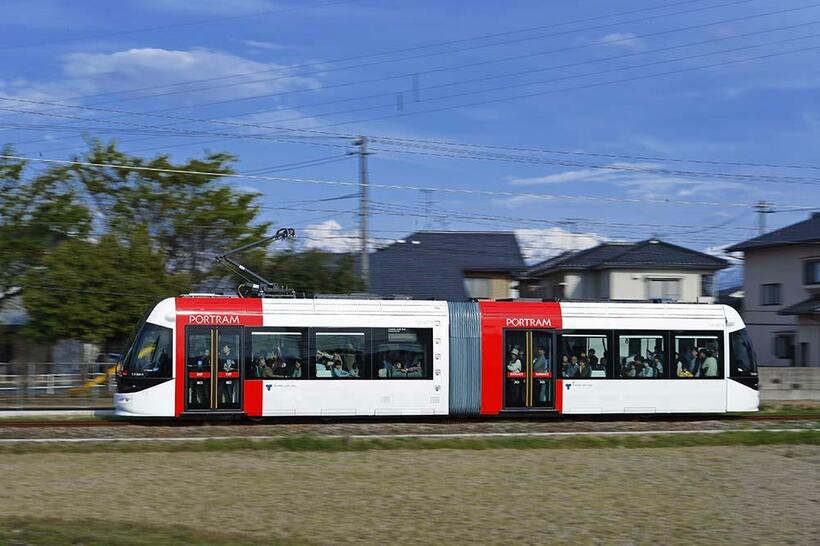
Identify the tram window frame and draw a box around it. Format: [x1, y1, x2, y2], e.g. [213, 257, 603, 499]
[614, 331, 669, 379]
[310, 327, 372, 379]
[372, 327, 434, 380]
[671, 331, 724, 379]
[245, 327, 308, 380]
[123, 322, 173, 379]
[557, 330, 612, 379]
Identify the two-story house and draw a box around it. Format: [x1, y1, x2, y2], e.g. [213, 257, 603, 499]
[368, 231, 525, 300]
[521, 239, 727, 302]
[727, 213, 820, 367]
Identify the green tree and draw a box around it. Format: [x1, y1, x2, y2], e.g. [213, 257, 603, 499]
[266, 250, 364, 295]
[0, 148, 92, 303]
[22, 230, 187, 344]
[50, 140, 271, 286]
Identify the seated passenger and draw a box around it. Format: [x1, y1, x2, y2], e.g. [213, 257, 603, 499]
[405, 356, 423, 377]
[577, 357, 591, 378]
[637, 357, 655, 378]
[331, 360, 351, 378]
[291, 360, 303, 378]
[621, 357, 637, 378]
[564, 355, 580, 378]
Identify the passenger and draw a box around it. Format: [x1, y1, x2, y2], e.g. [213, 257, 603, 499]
[577, 357, 591, 378]
[507, 347, 523, 373]
[343, 343, 357, 374]
[638, 357, 655, 378]
[291, 360, 303, 378]
[700, 349, 718, 377]
[405, 356, 423, 377]
[220, 343, 238, 404]
[622, 357, 637, 378]
[653, 356, 664, 376]
[675, 352, 693, 377]
[684, 348, 698, 374]
[691, 349, 705, 377]
[382, 353, 395, 378]
[564, 355, 580, 378]
[533, 346, 550, 403]
[331, 360, 351, 378]
[587, 348, 599, 366]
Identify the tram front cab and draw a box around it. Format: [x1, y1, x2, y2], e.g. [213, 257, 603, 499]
[114, 298, 176, 417]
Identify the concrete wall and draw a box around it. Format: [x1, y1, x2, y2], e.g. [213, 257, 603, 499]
[759, 367, 820, 401]
[607, 269, 710, 302]
[743, 244, 820, 366]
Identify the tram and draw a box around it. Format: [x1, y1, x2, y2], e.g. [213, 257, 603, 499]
[114, 295, 759, 417]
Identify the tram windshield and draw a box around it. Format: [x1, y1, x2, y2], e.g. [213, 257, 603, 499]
[122, 323, 172, 378]
[729, 328, 758, 377]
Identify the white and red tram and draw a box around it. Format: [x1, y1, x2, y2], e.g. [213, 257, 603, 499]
[114, 295, 759, 417]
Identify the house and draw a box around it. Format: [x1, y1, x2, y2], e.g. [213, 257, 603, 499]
[368, 231, 525, 300]
[727, 212, 820, 367]
[521, 239, 728, 302]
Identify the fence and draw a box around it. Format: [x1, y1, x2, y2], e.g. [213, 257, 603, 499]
[0, 362, 115, 406]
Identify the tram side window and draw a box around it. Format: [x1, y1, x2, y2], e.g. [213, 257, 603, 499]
[124, 323, 172, 378]
[560, 333, 610, 378]
[616, 333, 667, 379]
[374, 328, 433, 379]
[248, 330, 306, 379]
[729, 329, 758, 378]
[672, 333, 723, 379]
[314, 331, 370, 379]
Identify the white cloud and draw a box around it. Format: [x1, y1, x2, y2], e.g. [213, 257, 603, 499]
[516, 227, 605, 264]
[240, 39, 286, 51]
[301, 220, 361, 253]
[596, 32, 646, 50]
[508, 162, 663, 186]
[0, 47, 320, 115]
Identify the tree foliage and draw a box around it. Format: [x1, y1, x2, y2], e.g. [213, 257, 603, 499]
[266, 250, 364, 296]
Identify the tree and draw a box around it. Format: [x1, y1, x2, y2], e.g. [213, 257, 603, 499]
[0, 147, 92, 304]
[22, 230, 187, 345]
[265, 250, 364, 295]
[51, 140, 271, 286]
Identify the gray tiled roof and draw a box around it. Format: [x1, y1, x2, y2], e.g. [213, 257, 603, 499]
[727, 213, 820, 251]
[527, 239, 727, 276]
[368, 231, 525, 300]
[779, 296, 820, 315]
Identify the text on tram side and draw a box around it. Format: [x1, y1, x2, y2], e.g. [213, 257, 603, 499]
[188, 314, 241, 325]
[505, 317, 552, 328]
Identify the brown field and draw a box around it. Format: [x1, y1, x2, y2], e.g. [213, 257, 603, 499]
[1, 443, 818, 545]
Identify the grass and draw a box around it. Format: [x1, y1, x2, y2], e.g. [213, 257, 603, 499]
[0, 429, 817, 455]
[2, 443, 818, 545]
[0, 517, 285, 546]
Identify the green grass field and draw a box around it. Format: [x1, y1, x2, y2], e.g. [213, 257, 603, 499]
[0, 432, 818, 545]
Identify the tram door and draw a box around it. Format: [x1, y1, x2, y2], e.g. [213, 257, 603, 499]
[503, 330, 554, 409]
[185, 327, 242, 411]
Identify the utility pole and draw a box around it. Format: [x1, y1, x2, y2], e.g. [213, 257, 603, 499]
[421, 189, 434, 229]
[354, 136, 370, 289]
[754, 201, 773, 235]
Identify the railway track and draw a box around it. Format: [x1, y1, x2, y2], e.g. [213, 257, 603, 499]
[0, 413, 818, 429]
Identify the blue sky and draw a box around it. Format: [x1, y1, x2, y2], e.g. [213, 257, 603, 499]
[2, 0, 819, 277]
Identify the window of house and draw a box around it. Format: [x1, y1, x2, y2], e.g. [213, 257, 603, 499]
[464, 277, 492, 299]
[804, 260, 820, 285]
[647, 278, 680, 301]
[773, 333, 795, 360]
[760, 283, 781, 306]
[701, 274, 714, 297]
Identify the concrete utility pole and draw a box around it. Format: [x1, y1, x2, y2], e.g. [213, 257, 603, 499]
[354, 136, 370, 289]
[754, 201, 774, 235]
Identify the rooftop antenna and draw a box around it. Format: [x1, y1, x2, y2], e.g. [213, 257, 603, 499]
[215, 227, 296, 298]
